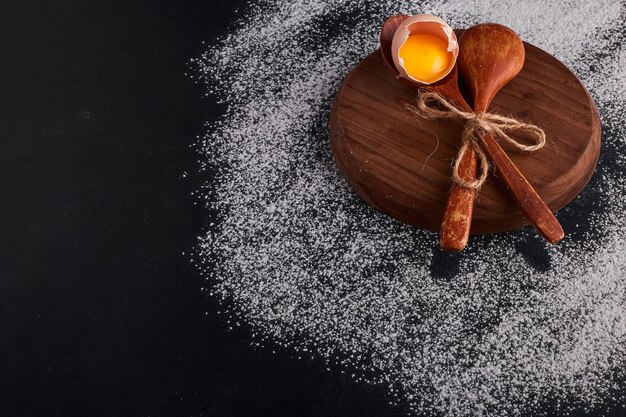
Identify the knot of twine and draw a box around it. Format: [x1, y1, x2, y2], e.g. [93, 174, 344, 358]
[406, 91, 546, 190]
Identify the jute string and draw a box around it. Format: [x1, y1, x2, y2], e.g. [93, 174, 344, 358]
[406, 91, 546, 190]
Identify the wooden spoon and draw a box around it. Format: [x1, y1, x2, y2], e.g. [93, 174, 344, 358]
[449, 23, 564, 247]
[440, 23, 528, 250]
[380, 16, 564, 248]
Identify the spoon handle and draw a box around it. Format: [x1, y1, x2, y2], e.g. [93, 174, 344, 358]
[438, 89, 477, 251]
[476, 131, 565, 243]
[439, 146, 477, 251]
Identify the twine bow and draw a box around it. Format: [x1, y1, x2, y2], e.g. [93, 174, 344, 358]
[406, 91, 546, 190]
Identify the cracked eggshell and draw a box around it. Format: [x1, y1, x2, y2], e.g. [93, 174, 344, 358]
[391, 14, 459, 85]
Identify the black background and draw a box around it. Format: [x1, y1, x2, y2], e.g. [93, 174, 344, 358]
[0, 1, 623, 417]
[0, 1, 403, 416]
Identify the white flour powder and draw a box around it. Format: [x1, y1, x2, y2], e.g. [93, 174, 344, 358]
[193, 1, 626, 415]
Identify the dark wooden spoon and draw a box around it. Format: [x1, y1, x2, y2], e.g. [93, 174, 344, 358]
[380, 15, 564, 248]
[441, 23, 531, 250]
[453, 23, 564, 246]
[380, 16, 478, 250]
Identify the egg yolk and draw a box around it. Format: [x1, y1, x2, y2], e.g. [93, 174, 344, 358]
[398, 33, 451, 83]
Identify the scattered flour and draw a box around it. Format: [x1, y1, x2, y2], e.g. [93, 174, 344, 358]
[192, 0, 626, 415]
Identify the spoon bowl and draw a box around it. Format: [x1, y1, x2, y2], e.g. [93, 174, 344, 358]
[459, 23, 525, 112]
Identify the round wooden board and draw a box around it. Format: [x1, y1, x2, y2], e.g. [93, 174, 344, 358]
[330, 41, 601, 234]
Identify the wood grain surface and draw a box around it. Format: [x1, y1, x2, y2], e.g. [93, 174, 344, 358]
[329, 42, 601, 234]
